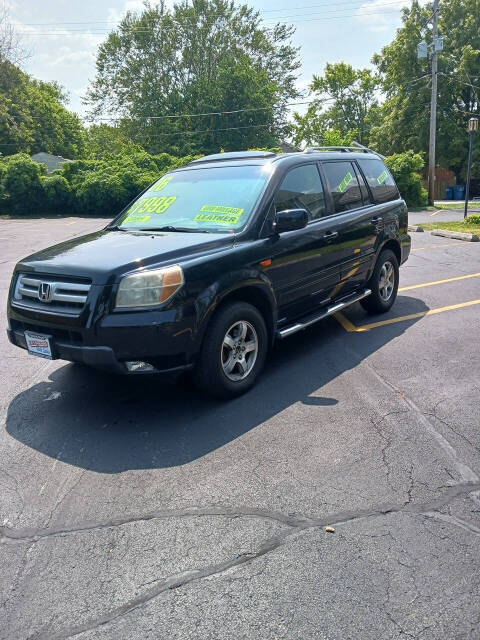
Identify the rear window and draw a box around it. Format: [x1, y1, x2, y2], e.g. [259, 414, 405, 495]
[357, 158, 399, 203]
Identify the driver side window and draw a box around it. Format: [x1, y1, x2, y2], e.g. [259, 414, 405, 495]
[275, 164, 326, 221]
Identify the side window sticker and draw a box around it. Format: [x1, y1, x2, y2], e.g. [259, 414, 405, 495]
[377, 170, 388, 185]
[337, 171, 354, 193]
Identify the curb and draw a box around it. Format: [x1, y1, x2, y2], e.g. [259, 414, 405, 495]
[408, 225, 424, 232]
[430, 229, 479, 242]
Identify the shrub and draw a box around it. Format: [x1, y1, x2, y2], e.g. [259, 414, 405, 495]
[42, 175, 72, 211]
[2, 153, 47, 212]
[385, 151, 428, 208]
[464, 214, 480, 225]
[74, 172, 128, 215]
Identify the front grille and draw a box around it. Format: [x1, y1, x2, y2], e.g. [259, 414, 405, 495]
[13, 274, 91, 316]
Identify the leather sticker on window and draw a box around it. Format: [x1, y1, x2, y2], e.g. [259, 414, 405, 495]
[194, 212, 241, 225]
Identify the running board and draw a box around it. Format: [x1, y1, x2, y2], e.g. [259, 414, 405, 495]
[276, 289, 371, 339]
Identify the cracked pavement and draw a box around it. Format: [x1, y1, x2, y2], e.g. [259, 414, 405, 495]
[1, 217, 480, 639]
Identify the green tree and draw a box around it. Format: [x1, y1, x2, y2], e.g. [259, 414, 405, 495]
[371, 0, 480, 180]
[83, 124, 146, 160]
[0, 60, 85, 158]
[292, 62, 380, 148]
[85, 0, 300, 155]
[385, 151, 428, 207]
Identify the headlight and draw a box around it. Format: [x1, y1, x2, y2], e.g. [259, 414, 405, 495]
[115, 265, 184, 309]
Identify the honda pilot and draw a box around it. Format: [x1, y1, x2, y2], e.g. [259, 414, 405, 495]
[7, 148, 410, 398]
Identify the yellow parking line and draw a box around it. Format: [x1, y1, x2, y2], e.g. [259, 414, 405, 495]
[334, 312, 357, 332]
[335, 299, 480, 332]
[430, 210, 444, 216]
[412, 242, 466, 251]
[398, 271, 480, 292]
[65, 221, 78, 226]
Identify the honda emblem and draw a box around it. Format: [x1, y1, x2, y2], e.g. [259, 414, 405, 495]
[38, 282, 52, 302]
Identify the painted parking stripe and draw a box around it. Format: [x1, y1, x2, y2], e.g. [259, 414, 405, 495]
[398, 271, 480, 292]
[412, 242, 468, 251]
[335, 299, 480, 332]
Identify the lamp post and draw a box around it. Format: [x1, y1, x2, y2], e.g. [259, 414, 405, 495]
[464, 117, 478, 219]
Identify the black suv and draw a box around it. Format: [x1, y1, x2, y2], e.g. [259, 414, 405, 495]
[7, 148, 410, 398]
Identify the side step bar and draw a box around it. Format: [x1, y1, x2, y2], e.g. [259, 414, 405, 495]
[276, 289, 371, 339]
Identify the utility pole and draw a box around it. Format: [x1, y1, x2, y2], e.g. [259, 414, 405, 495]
[427, 0, 440, 206]
[464, 118, 478, 219]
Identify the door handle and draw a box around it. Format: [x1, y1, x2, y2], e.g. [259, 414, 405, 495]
[371, 217, 381, 224]
[323, 230, 339, 241]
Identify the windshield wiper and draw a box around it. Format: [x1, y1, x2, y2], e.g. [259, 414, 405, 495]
[138, 226, 209, 233]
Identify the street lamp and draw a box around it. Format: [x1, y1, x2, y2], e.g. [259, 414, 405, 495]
[464, 117, 479, 219]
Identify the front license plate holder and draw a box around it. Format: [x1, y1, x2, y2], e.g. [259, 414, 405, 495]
[24, 331, 53, 359]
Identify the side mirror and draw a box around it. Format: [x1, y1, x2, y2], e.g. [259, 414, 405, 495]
[275, 209, 308, 233]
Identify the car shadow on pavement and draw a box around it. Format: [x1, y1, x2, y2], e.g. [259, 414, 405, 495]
[5, 295, 428, 473]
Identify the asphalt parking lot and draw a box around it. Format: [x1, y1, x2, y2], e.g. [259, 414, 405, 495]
[1, 216, 480, 640]
[409, 205, 480, 224]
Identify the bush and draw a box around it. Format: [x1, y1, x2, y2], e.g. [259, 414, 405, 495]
[42, 175, 72, 211]
[2, 153, 47, 212]
[465, 214, 480, 225]
[385, 151, 428, 208]
[74, 173, 128, 215]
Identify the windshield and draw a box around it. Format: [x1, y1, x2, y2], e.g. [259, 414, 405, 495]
[115, 165, 270, 233]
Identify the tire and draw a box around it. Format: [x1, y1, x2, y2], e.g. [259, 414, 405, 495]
[360, 249, 399, 315]
[193, 301, 268, 399]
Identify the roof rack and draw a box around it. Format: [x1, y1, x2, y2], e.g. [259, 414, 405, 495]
[303, 142, 385, 159]
[190, 151, 276, 165]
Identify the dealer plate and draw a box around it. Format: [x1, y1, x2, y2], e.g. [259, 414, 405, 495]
[24, 331, 53, 359]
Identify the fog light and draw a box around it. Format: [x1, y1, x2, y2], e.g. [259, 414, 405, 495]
[125, 361, 155, 372]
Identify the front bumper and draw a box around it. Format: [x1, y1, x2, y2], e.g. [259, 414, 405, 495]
[7, 284, 200, 374]
[7, 326, 195, 375]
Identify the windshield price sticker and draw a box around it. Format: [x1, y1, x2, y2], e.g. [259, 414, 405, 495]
[126, 195, 177, 217]
[151, 176, 173, 192]
[337, 171, 354, 193]
[200, 205, 244, 216]
[377, 170, 388, 185]
[194, 212, 241, 225]
[123, 214, 151, 224]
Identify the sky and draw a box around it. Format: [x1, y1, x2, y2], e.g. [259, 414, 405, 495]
[7, 0, 428, 120]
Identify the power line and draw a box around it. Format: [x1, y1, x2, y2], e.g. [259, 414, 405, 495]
[12, 0, 405, 29]
[438, 73, 480, 92]
[11, 0, 407, 25]
[12, 5, 412, 36]
[0, 122, 277, 146]
[4, 99, 336, 122]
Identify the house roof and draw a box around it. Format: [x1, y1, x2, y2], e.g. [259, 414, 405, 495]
[30, 152, 73, 174]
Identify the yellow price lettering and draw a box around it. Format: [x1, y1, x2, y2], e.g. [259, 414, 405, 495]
[127, 195, 177, 216]
[151, 176, 173, 192]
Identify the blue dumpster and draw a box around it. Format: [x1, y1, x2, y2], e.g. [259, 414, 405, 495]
[454, 184, 466, 200]
[445, 187, 454, 200]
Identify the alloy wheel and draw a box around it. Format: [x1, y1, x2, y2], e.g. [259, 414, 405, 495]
[221, 320, 258, 381]
[379, 260, 395, 301]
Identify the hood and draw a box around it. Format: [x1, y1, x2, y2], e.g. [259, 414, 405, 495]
[16, 229, 234, 284]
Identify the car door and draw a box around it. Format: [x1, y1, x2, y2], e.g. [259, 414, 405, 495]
[264, 163, 343, 320]
[319, 160, 378, 296]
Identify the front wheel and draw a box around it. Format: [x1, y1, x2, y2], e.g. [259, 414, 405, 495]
[360, 249, 399, 314]
[193, 301, 268, 399]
